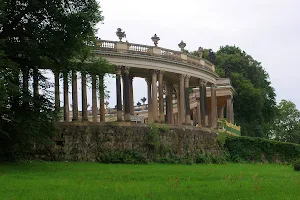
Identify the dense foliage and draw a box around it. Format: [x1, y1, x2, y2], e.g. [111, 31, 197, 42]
[271, 99, 300, 144]
[224, 135, 300, 163]
[0, 0, 111, 160]
[215, 46, 277, 137]
[192, 46, 277, 137]
[293, 159, 300, 171]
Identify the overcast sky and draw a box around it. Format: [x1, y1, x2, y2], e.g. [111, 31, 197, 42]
[93, 0, 300, 108]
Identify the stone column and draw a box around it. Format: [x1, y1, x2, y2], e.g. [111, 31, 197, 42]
[184, 75, 191, 125]
[179, 74, 185, 125]
[72, 70, 79, 121]
[33, 67, 39, 98]
[92, 74, 98, 122]
[129, 76, 134, 115]
[175, 85, 181, 125]
[54, 71, 60, 111]
[193, 108, 197, 126]
[211, 84, 218, 128]
[231, 102, 234, 124]
[158, 71, 164, 123]
[199, 80, 206, 126]
[165, 82, 170, 124]
[63, 72, 69, 122]
[167, 83, 174, 125]
[151, 70, 158, 122]
[218, 107, 224, 120]
[208, 110, 212, 127]
[123, 67, 131, 121]
[196, 98, 201, 126]
[146, 78, 153, 123]
[204, 83, 209, 126]
[81, 72, 88, 121]
[116, 67, 123, 122]
[226, 96, 232, 123]
[99, 75, 105, 122]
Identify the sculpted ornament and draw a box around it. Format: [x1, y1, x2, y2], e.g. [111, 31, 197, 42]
[116, 28, 126, 42]
[198, 47, 204, 58]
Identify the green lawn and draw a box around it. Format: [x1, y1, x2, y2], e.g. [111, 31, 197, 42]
[0, 162, 299, 200]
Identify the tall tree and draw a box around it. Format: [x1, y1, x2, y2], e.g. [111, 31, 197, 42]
[190, 46, 276, 137]
[214, 46, 277, 137]
[271, 100, 300, 144]
[0, 0, 105, 159]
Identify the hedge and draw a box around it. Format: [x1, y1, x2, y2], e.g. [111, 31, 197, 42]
[224, 136, 300, 163]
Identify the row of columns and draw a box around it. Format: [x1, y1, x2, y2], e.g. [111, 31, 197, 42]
[54, 67, 234, 128]
[55, 71, 106, 122]
[142, 70, 219, 128]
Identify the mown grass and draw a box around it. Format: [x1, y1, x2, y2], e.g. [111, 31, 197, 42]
[0, 162, 299, 200]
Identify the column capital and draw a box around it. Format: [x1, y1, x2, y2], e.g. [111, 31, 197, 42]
[199, 79, 207, 86]
[123, 66, 130, 74]
[151, 69, 159, 75]
[185, 75, 191, 80]
[178, 74, 186, 80]
[115, 66, 122, 75]
[211, 83, 217, 89]
[158, 70, 165, 76]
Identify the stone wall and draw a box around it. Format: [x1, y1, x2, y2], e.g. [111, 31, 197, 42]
[54, 122, 222, 162]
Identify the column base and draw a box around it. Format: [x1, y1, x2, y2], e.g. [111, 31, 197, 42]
[124, 113, 131, 122]
[117, 111, 123, 122]
[185, 115, 191, 125]
[72, 118, 79, 122]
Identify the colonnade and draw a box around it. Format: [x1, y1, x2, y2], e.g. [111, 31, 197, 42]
[54, 70, 106, 122]
[114, 66, 219, 128]
[54, 66, 234, 128]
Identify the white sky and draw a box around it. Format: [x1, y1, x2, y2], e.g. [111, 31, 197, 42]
[51, 0, 300, 110]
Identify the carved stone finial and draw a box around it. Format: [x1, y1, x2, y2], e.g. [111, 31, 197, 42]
[151, 34, 160, 47]
[198, 47, 204, 58]
[178, 40, 186, 52]
[208, 49, 215, 64]
[116, 28, 126, 42]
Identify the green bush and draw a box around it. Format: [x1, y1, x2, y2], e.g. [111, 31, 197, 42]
[97, 150, 148, 164]
[225, 136, 300, 163]
[195, 154, 211, 164]
[293, 159, 300, 171]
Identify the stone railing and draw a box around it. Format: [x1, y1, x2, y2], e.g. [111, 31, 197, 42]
[216, 78, 231, 86]
[95, 40, 215, 72]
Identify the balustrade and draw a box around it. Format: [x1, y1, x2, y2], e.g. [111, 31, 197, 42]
[95, 39, 214, 72]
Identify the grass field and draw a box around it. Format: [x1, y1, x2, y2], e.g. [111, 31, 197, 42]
[0, 162, 299, 200]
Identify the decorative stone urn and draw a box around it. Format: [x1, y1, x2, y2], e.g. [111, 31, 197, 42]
[151, 34, 160, 47]
[178, 40, 186, 51]
[116, 28, 126, 42]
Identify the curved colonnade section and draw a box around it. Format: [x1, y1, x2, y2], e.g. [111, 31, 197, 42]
[55, 39, 235, 129]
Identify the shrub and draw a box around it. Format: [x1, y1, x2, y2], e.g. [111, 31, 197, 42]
[195, 154, 211, 164]
[97, 150, 148, 164]
[225, 136, 300, 163]
[293, 159, 300, 171]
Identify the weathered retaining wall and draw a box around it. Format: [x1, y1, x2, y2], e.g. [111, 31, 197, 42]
[53, 122, 222, 162]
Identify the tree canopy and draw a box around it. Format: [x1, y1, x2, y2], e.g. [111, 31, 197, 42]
[0, 0, 110, 160]
[271, 100, 300, 144]
[214, 46, 277, 137]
